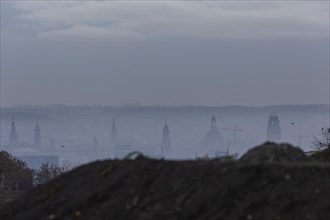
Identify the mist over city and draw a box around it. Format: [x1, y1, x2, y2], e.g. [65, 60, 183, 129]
[0, 104, 329, 166]
[0, 1, 329, 219]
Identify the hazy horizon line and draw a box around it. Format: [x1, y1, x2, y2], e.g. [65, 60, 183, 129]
[1, 103, 329, 109]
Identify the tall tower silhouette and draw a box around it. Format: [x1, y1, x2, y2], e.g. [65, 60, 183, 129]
[110, 117, 117, 147]
[267, 112, 281, 142]
[34, 121, 41, 148]
[203, 115, 224, 154]
[211, 115, 216, 128]
[161, 117, 171, 158]
[9, 114, 18, 147]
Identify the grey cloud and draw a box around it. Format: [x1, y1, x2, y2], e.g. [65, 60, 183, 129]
[38, 25, 149, 41]
[7, 1, 329, 41]
[1, 1, 328, 106]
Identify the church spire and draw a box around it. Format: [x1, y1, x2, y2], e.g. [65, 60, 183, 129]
[211, 115, 216, 128]
[111, 117, 117, 147]
[161, 117, 171, 158]
[9, 113, 18, 147]
[34, 120, 41, 148]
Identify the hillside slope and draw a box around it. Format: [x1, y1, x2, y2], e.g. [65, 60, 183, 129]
[1, 155, 329, 220]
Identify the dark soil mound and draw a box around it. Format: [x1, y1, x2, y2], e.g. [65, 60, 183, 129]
[240, 142, 308, 163]
[1, 155, 329, 220]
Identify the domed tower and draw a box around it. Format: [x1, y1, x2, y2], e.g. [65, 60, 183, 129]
[203, 115, 224, 155]
[161, 117, 171, 158]
[34, 121, 41, 148]
[267, 112, 281, 142]
[9, 114, 18, 147]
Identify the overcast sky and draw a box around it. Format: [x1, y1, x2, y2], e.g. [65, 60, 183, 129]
[1, 0, 329, 107]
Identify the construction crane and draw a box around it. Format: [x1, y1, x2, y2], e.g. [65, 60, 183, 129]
[219, 124, 243, 144]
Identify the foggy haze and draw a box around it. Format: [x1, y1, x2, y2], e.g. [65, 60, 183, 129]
[0, 1, 329, 166]
[1, 1, 329, 106]
[1, 105, 328, 163]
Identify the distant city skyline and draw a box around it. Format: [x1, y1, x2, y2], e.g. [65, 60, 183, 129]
[1, 1, 329, 107]
[1, 104, 327, 158]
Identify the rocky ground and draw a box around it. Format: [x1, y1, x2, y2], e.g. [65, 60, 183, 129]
[1, 143, 329, 220]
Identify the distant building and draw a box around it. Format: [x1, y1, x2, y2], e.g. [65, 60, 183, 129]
[267, 112, 281, 142]
[9, 114, 18, 147]
[203, 115, 225, 155]
[34, 121, 42, 148]
[110, 117, 117, 147]
[161, 117, 171, 158]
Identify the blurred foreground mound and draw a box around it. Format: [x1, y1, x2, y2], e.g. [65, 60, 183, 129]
[239, 142, 308, 163]
[1, 143, 330, 220]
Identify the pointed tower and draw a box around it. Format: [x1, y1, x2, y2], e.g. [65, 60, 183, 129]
[203, 115, 224, 155]
[9, 114, 18, 147]
[34, 121, 41, 148]
[110, 117, 117, 147]
[267, 112, 281, 142]
[161, 117, 171, 158]
[211, 115, 216, 128]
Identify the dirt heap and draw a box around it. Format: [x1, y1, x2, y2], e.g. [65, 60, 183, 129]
[240, 142, 308, 163]
[1, 146, 330, 220]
